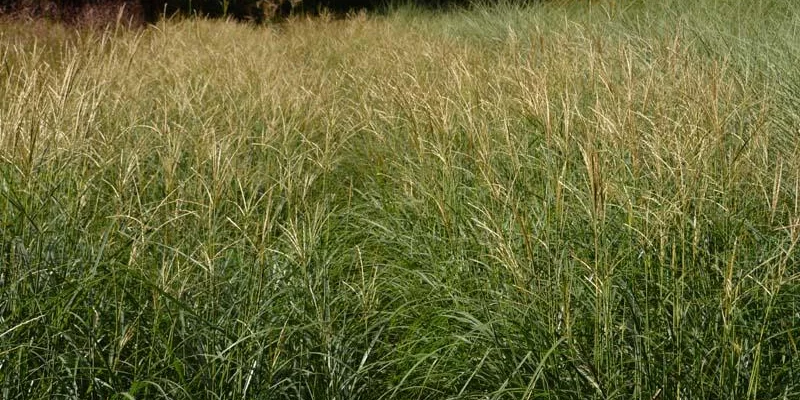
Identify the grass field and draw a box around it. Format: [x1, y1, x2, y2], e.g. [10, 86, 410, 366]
[1, 0, 800, 398]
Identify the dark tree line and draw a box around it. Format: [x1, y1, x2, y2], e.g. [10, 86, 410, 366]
[1, 0, 534, 24]
[2, 0, 385, 23]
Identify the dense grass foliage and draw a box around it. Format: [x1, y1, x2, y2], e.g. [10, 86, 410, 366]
[2, 1, 800, 398]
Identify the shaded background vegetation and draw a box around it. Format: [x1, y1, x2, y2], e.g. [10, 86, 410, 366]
[0, 0, 516, 24]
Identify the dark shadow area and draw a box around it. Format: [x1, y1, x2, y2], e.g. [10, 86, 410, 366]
[1, 0, 543, 25]
[0, 0, 146, 26]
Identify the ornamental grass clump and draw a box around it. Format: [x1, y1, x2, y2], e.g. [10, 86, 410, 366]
[1, 1, 799, 398]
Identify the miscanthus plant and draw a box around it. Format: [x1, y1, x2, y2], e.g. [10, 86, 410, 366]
[1, 1, 799, 398]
